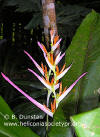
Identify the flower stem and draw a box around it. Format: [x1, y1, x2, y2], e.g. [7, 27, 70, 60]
[46, 114, 49, 136]
[46, 91, 51, 136]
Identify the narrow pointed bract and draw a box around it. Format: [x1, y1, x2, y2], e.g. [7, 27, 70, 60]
[24, 50, 44, 76]
[1, 72, 53, 117]
[57, 72, 87, 103]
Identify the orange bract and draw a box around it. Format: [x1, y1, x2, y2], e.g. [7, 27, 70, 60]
[59, 83, 67, 96]
[45, 65, 47, 74]
[60, 82, 62, 92]
[54, 35, 59, 45]
[50, 53, 54, 65]
[56, 80, 59, 84]
[60, 64, 66, 73]
[51, 77, 54, 85]
[59, 82, 62, 96]
[45, 72, 48, 81]
[41, 63, 45, 73]
[56, 66, 59, 75]
[63, 87, 67, 94]
[60, 64, 66, 74]
[51, 99, 56, 113]
[42, 44, 47, 54]
[42, 77, 51, 86]
[47, 53, 54, 65]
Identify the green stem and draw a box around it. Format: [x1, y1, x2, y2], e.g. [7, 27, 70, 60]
[46, 114, 49, 136]
[46, 69, 52, 136]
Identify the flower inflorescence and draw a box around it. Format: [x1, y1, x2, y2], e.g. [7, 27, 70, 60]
[1, 30, 87, 118]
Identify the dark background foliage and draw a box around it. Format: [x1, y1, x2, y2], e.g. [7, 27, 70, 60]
[0, 0, 100, 136]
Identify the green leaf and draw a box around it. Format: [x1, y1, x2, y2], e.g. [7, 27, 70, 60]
[70, 108, 100, 137]
[0, 96, 39, 137]
[56, 4, 90, 38]
[62, 10, 100, 115]
[49, 10, 100, 137]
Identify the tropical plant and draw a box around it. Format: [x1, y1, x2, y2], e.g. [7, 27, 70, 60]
[1, 29, 87, 124]
[0, 0, 100, 136]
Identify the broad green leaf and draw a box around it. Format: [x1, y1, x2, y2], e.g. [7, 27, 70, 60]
[0, 96, 39, 137]
[0, 133, 8, 137]
[70, 108, 100, 137]
[62, 10, 100, 115]
[49, 10, 100, 137]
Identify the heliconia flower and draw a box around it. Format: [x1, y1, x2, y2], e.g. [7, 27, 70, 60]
[56, 64, 72, 80]
[28, 68, 59, 91]
[24, 50, 44, 76]
[37, 42, 47, 54]
[57, 72, 87, 103]
[1, 72, 53, 117]
[52, 38, 62, 52]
